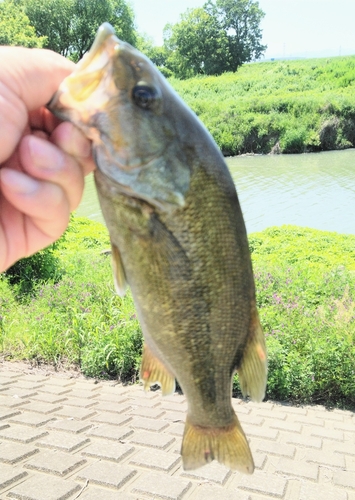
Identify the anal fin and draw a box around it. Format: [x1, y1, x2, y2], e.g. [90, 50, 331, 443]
[181, 414, 254, 473]
[140, 343, 176, 396]
[111, 242, 128, 297]
[237, 308, 267, 403]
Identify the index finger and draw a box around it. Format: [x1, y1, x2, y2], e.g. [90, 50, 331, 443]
[0, 48, 74, 163]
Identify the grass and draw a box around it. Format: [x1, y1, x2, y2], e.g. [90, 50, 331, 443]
[1, 217, 355, 409]
[169, 55, 355, 155]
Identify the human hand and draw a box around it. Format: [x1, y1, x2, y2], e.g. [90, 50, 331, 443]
[0, 47, 95, 272]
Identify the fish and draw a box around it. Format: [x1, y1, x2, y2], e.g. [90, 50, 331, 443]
[48, 22, 267, 473]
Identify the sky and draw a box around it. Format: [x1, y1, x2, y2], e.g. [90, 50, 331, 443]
[130, 0, 355, 59]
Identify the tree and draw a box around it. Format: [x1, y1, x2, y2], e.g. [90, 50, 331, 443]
[164, 0, 266, 78]
[208, 0, 267, 70]
[0, 1, 46, 48]
[163, 8, 230, 79]
[13, 0, 136, 60]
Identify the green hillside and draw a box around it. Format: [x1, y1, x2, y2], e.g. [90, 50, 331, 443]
[170, 55, 355, 155]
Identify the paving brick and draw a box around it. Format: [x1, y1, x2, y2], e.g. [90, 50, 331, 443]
[128, 407, 165, 419]
[253, 452, 267, 470]
[238, 471, 288, 498]
[256, 409, 286, 420]
[0, 464, 28, 491]
[318, 411, 344, 421]
[192, 484, 250, 500]
[81, 441, 135, 462]
[37, 386, 72, 395]
[91, 413, 132, 427]
[36, 431, 90, 452]
[130, 448, 180, 472]
[0, 425, 48, 443]
[161, 411, 186, 422]
[129, 417, 169, 432]
[57, 398, 98, 409]
[94, 402, 131, 414]
[269, 420, 302, 433]
[232, 402, 251, 415]
[300, 482, 348, 500]
[10, 381, 44, 390]
[24, 449, 86, 476]
[0, 409, 21, 421]
[162, 394, 185, 404]
[334, 422, 355, 432]
[9, 412, 55, 427]
[311, 427, 344, 441]
[0, 442, 39, 464]
[305, 448, 346, 468]
[44, 378, 75, 387]
[76, 461, 137, 490]
[54, 406, 97, 420]
[256, 440, 296, 458]
[88, 424, 133, 441]
[71, 381, 102, 391]
[2, 388, 37, 399]
[293, 415, 325, 427]
[30, 394, 68, 404]
[275, 404, 307, 415]
[0, 376, 18, 387]
[284, 434, 322, 449]
[131, 472, 192, 500]
[0, 396, 29, 408]
[333, 470, 355, 490]
[181, 461, 232, 485]
[239, 415, 264, 426]
[129, 430, 175, 450]
[46, 419, 92, 434]
[332, 441, 355, 456]
[167, 422, 184, 436]
[6, 473, 81, 500]
[16, 375, 47, 383]
[242, 424, 279, 441]
[63, 390, 99, 400]
[159, 402, 187, 413]
[127, 397, 161, 408]
[79, 487, 134, 500]
[275, 457, 319, 480]
[21, 402, 63, 414]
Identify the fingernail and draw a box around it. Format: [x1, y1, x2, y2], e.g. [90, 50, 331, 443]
[28, 135, 64, 171]
[0, 169, 39, 195]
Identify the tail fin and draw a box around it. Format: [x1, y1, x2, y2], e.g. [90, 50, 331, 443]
[237, 309, 267, 402]
[181, 414, 254, 473]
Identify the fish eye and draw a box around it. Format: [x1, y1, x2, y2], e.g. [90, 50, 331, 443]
[132, 85, 157, 109]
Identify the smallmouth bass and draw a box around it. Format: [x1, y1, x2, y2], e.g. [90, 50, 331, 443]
[48, 23, 267, 473]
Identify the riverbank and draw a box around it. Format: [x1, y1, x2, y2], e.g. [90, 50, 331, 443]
[170, 55, 355, 156]
[1, 218, 354, 409]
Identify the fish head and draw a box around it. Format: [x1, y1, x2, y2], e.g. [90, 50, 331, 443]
[48, 22, 191, 209]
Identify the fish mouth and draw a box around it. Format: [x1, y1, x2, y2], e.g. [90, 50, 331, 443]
[48, 23, 119, 121]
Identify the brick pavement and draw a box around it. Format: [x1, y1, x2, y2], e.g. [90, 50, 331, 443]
[0, 366, 354, 500]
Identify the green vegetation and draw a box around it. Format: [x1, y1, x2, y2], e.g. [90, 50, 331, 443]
[0, 1, 46, 47]
[170, 56, 355, 155]
[161, 0, 266, 78]
[1, 217, 354, 409]
[7, 0, 136, 60]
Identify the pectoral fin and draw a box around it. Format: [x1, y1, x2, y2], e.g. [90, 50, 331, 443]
[111, 242, 128, 296]
[237, 308, 267, 403]
[140, 343, 175, 396]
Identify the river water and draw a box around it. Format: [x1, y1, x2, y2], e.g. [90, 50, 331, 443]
[76, 149, 355, 235]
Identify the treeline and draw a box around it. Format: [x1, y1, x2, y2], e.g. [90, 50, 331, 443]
[171, 56, 355, 155]
[0, 0, 265, 73]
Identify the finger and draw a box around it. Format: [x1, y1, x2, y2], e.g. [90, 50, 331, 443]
[0, 168, 70, 248]
[19, 135, 85, 211]
[0, 48, 74, 163]
[50, 122, 96, 176]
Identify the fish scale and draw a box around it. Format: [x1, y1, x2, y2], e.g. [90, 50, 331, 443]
[48, 22, 267, 473]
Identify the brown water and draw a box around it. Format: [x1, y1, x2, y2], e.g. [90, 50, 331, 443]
[76, 149, 355, 235]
